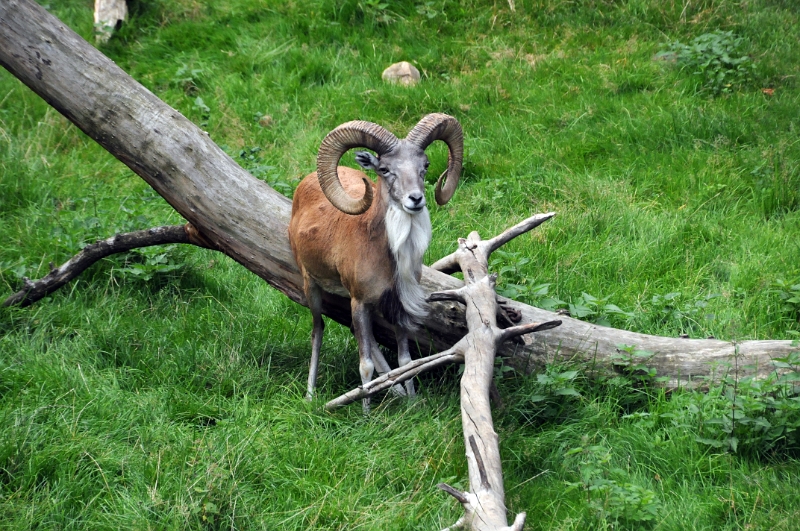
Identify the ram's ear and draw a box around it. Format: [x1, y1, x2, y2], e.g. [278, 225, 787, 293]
[354, 151, 379, 171]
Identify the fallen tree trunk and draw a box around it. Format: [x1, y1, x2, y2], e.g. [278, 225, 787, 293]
[1, 0, 797, 389]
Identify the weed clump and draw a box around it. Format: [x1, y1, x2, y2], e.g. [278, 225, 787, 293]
[658, 30, 756, 95]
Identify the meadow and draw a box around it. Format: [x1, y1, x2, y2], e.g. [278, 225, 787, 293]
[1, 0, 799, 529]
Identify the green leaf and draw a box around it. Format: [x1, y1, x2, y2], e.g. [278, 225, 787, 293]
[695, 436, 726, 448]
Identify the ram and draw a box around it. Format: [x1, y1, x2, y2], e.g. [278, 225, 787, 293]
[288, 113, 463, 412]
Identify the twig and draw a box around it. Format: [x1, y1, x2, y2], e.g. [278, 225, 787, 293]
[438, 483, 470, 505]
[498, 320, 562, 343]
[481, 212, 555, 256]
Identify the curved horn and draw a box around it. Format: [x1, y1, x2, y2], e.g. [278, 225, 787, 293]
[405, 113, 464, 205]
[317, 121, 399, 215]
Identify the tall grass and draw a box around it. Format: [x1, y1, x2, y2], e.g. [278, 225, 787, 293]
[1, 0, 799, 529]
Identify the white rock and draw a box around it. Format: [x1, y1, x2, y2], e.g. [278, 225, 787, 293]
[381, 61, 421, 86]
[94, 0, 127, 43]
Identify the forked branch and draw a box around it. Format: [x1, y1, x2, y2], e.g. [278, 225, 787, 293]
[432, 213, 557, 531]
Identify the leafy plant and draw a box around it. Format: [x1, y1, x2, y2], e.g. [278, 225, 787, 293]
[691, 351, 800, 454]
[568, 292, 635, 328]
[172, 64, 204, 95]
[115, 245, 185, 282]
[359, 0, 399, 25]
[564, 441, 662, 525]
[415, 2, 443, 19]
[605, 344, 664, 411]
[511, 364, 582, 426]
[645, 291, 719, 336]
[658, 31, 755, 95]
[192, 97, 211, 128]
[490, 252, 635, 326]
[611, 345, 660, 385]
[770, 279, 800, 323]
[0, 259, 30, 285]
[490, 250, 562, 309]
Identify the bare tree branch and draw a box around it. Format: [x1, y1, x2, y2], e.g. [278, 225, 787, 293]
[481, 212, 556, 256]
[433, 216, 553, 530]
[325, 344, 466, 410]
[3, 224, 214, 307]
[497, 320, 563, 343]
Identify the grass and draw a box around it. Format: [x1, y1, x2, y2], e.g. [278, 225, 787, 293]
[2, 0, 800, 529]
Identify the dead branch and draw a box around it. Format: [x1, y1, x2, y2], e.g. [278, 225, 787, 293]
[426, 215, 559, 531]
[330, 214, 558, 529]
[3, 224, 214, 307]
[325, 344, 466, 410]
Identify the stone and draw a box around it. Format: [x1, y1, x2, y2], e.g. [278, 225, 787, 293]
[94, 0, 127, 43]
[381, 61, 421, 86]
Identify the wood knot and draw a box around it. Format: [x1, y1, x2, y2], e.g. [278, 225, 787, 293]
[501, 305, 522, 323]
[184, 223, 215, 249]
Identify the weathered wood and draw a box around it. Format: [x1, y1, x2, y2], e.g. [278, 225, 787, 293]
[0, 0, 797, 391]
[331, 215, 561, 529]
[426, 219, 559, 531]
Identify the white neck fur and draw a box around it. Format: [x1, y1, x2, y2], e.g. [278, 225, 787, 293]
[385, 204, 432, 324]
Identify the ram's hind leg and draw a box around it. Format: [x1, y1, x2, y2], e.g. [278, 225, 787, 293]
[367, 335, 407, 397]
[395, 326, 416, 399]
[351, 299, 376, 414]
[304, 275, 325, 400]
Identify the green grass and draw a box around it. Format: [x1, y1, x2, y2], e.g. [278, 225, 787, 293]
[2, 0, 800, 529]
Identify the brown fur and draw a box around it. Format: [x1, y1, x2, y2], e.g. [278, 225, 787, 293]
[289, 166, 393, 305]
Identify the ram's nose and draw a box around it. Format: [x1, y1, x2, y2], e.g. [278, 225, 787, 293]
[405, 192, 426, 212]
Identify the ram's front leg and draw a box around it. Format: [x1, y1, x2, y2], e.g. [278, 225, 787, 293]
[351, 299, 376, 415]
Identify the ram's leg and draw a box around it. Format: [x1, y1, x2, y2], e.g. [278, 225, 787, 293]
[395, 326, 416, 398]
[368, 335, 407, 397]
[305, 277, 325, 400]
[351, 299, 375, 414]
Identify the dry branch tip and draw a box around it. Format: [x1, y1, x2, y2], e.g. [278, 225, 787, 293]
[437, 482, 470, 505]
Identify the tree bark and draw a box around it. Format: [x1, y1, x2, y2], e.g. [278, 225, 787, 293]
[0, 0, 797, 389]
